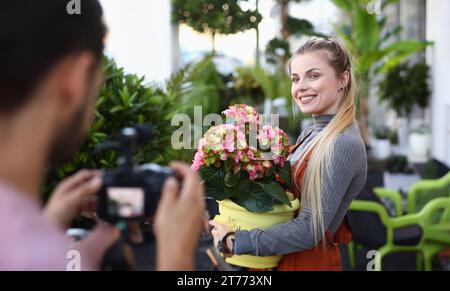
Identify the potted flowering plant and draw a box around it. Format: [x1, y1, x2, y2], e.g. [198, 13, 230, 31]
[192, 104, 300, 268]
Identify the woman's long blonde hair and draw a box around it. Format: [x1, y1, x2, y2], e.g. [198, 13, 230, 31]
[290, 37, 357, 243]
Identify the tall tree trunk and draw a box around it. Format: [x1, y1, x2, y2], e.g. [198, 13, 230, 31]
[280, 0, 290, 39]
[255, 0, 260, 67]
[357, 75, 370, 146]
[211, 30, 216, 54]
[358, 96, 369, 146]
[280, 0, 290, 73]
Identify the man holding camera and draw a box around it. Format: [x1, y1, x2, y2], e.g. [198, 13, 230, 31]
[0, 0, 205, 270]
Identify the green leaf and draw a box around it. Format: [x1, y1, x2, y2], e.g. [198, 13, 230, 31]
[128, 91, 138, 106]
[205, 184, 231, 201]
[359, 50, 383, 71]
[224, 171, 239, 188]
[109, 105, 123, 114]
[198, 165, 227, 199]
[286, 17, 314, 36]
[333, 25, 358, 57]
[330, 0, 352, 11]
[231, 182, 274, 213]
[353, 7, 380, 54]
[380, 40, 432, 56]
[278, 162, 292, 189]
[375, 41, 433, 74]
[256, 181, 292, 207]
[119, 86, 130, 105]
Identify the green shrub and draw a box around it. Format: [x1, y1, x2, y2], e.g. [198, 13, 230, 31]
[378, 62, 430, 117]
[232, 67, 265, 107]
[44, 58, 182, 199]
[179, 54, 224, 118]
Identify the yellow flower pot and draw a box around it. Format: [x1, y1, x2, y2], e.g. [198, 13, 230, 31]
[213, 196, 300, 269]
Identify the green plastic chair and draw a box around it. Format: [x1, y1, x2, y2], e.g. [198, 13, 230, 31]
[407, 171, 450, 214]
[368, 171, 450, 216]
[347, 193, 450, 271]
[373, 187, 404, 217]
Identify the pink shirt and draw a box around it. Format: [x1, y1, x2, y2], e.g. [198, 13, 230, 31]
[0, 180, 68, 270]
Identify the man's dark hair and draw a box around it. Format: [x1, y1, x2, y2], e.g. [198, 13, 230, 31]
[0, 0, 106, 113]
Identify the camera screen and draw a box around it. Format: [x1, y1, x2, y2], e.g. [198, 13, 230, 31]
[106, 187, 145, 219]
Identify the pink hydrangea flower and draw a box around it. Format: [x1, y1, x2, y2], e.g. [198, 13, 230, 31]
[223, 104, 260, 128]
[191, 151, 204, 171]
[191, 104, 290, 181]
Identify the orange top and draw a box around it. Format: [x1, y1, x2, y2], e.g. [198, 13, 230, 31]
[276, 144, 352, 271]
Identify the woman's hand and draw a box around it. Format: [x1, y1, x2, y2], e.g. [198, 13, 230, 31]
[44, 170, 102, 229]
[209, 220, 235, 257]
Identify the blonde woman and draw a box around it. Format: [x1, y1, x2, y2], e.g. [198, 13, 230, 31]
[210, 37, 367, 270]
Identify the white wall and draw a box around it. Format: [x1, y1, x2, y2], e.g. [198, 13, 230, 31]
[99, 0, 175, 85]
[426, 0, 450, 165]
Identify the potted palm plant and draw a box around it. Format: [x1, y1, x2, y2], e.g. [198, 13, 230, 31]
[331, 0, 432, 145]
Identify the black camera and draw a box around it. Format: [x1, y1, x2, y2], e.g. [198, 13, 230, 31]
[97, 125, 176, 223]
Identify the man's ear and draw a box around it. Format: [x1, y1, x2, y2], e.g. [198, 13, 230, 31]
[58, 52, 96, 112]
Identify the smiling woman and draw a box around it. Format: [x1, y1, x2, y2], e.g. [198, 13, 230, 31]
[289, 47, 349, 116]
[209, 37, 367, 271]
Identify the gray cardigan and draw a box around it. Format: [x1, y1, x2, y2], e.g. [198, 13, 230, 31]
[233, 114, 367, 256]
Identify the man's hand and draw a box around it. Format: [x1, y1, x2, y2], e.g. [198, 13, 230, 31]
[154, 162, 205, 271]
[44, 170, 120, 270]
[44, 170, 101, 229]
